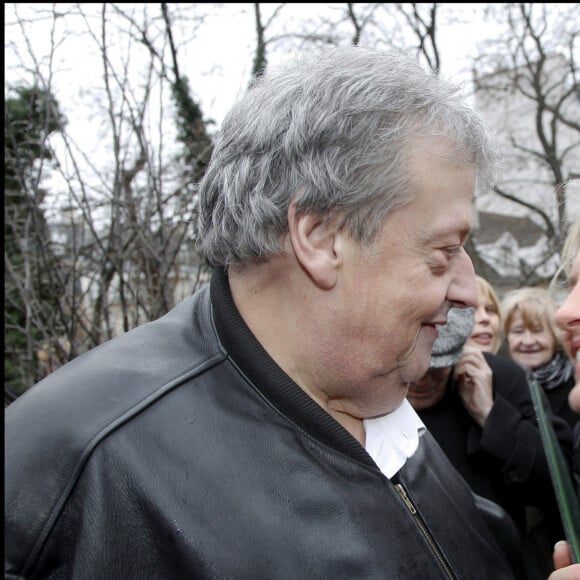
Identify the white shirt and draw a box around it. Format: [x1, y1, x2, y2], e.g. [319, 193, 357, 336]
[363, 398, 426, 479]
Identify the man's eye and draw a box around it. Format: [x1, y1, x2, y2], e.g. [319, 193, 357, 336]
[445, 246, 461, 257]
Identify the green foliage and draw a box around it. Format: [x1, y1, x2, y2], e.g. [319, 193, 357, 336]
[5, 85, 66, 192]
[4, 83, 66, 392]
[170, 75, 213, 181]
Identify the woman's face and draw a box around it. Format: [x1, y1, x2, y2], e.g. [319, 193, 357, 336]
[554, 250, 580, 412]
[467, 289, 501, 354]
[507, 309, 557, 369]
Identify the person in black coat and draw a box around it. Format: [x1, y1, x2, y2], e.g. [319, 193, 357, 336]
[407, 307, 574, 579]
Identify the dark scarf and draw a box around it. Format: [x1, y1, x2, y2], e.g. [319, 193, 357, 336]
[531, 351, 574, 391]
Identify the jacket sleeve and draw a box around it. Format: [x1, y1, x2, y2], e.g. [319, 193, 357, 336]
[465, 354, 574, 509]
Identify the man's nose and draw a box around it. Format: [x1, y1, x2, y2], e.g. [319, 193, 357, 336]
[447, 250, 477, 309]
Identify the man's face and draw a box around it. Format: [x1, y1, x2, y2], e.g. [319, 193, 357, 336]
[326, 139, 478, 417]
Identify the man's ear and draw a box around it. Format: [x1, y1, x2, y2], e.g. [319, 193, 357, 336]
[287, 202, 341, 290]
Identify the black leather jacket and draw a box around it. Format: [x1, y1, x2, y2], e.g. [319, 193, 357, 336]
[5, 270, 516, 579]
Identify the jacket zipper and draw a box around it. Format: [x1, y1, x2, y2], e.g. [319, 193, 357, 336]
[394, 483, 457, 580]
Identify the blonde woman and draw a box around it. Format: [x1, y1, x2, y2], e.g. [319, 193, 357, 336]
[467, 276, 503, 354]
[502, 287, 576, 430]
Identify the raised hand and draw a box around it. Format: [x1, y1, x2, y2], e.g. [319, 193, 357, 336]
[453, 345, 494, 427]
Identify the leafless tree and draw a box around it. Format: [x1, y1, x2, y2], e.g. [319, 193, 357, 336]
[251, 3, 284, 78]
[5, 4, 74, 390]
[395, 3, 440, 71]
[474, 3, 580, 267]
[5, 3, 212, 388]
[6, 2, 577, 391]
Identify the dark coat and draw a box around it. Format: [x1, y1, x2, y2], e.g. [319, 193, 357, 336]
[5, 271, 516, 579]
[415, 352, 573, 529]
[415, 353, 574, 578]
[544, 372, 578, 432]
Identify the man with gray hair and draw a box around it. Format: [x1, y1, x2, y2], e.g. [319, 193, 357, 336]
[7, 46, 515, 578]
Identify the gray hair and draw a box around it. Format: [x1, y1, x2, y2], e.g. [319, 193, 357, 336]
[197, 45, 497, 268]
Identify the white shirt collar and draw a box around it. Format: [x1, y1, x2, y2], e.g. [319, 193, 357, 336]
[363, 398, 426, 479]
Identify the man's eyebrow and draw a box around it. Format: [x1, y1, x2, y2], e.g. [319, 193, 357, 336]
[422, 221, 472, 244]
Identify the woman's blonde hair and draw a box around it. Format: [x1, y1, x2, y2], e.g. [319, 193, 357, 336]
[476, 276, 501, 318]
[475, 275, 502, 353]
[501, 286, 564, 352]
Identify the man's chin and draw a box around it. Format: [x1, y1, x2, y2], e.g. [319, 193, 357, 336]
[399, 354, 431, 384]
[397, 330, 436, 382]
